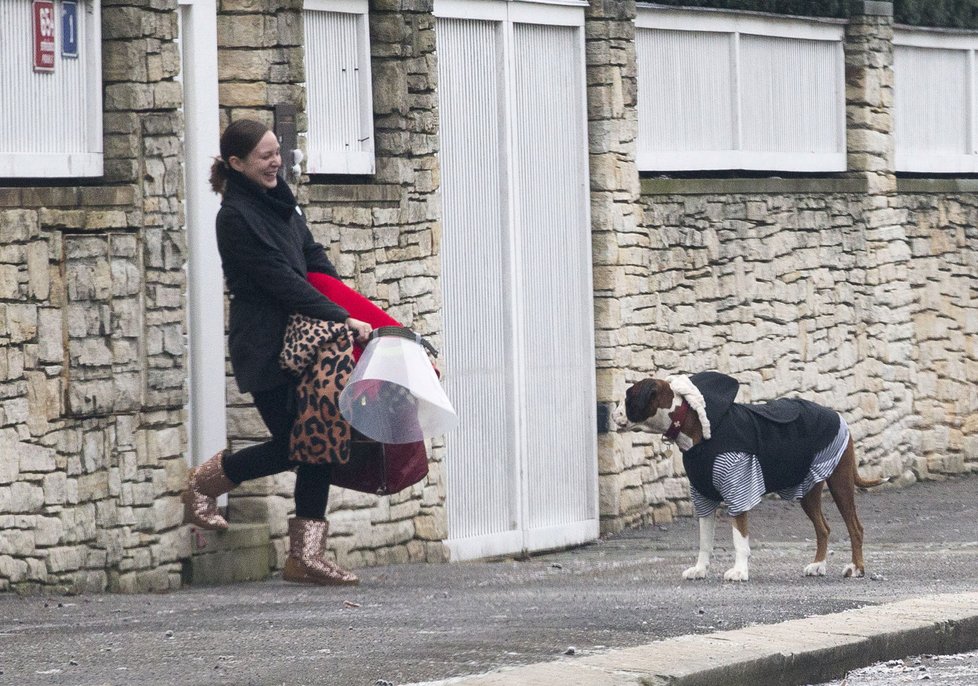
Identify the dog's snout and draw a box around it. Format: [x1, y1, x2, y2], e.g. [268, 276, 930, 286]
[612, 402, 628, 429]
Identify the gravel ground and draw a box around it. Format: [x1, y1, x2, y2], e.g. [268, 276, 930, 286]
[0, 474, 976, 686]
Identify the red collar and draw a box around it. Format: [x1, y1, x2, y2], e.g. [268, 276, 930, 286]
[664, 400, 690, 441]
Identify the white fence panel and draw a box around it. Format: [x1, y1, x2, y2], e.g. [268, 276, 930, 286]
[436, 0, 597, 561]
[511, 21, 597, 547]
[303, 0, 374, 174]
[0, 0, 102, 177]
[635, 7, 845, 172]
[740, 34, 843, 154]
[437, 16, 523, 558]
[894, 30, 978, 173]
[636, 28, 734, 153]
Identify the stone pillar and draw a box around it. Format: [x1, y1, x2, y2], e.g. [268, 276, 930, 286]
[845, 2, 917, 480]
[845, 0, 895, 195]
[217, 0, 305, 129]
[585, 0, 650, 534]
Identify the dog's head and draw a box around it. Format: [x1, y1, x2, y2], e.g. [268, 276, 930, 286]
[613, 378, 679, 433]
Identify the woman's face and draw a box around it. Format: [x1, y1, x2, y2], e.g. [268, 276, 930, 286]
[230, 130, 281, 190]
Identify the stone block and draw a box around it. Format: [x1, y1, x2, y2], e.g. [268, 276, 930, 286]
[0, 210, 37, 242]
[186, 523, 272, 585]
[104, 83, 156, 112]
[217, 15, 276, 48]
[0, 556, 29, 583]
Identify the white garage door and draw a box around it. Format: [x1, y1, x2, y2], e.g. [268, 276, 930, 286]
[436, 0, 598, 561]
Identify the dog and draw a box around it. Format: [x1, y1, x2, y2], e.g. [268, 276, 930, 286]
[613, 371, 883, 582]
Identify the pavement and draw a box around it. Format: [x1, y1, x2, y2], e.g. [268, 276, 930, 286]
[1, 474, 976, 686]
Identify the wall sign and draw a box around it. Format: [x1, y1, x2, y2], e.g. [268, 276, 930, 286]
[33, 0, 56, 72]
[62, 1, 79, 58]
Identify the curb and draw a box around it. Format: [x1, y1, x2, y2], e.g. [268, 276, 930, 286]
[409, 592, 978, 686]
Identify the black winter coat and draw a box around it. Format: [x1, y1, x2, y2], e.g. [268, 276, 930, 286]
[216, 170, 348, 394]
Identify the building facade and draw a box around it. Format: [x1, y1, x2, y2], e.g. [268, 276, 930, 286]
[0, 0, 975, 592]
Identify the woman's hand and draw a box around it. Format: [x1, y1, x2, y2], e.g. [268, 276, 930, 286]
[345, 317, 373, 345]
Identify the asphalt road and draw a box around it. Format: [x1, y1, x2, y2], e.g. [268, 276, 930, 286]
[813, 650, 978, 685]
[1, 474, 976, 686]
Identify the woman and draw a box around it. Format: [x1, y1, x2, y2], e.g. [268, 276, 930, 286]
[182, 118, 371, 586]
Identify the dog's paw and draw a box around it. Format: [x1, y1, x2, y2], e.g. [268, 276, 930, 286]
[682, 565, 708, 580]
[842, 563, 864, 578]
[723, 566, 749, 582]
[804, 561, 827, 577]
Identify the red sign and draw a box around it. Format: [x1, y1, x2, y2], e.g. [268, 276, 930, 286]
[33, 0, 56, 72]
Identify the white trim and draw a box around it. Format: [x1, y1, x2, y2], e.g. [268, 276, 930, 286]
[0, 152, 102, 178]
[835, 40, 848, 153]
[0, 0, 102, 178]
[509, 2, 584, 26]
[303, 1, 376, 175]
[638, 150, 847, 173]
[307, 149, 375, 175]
[446, 530, 525, 562]
[731, 31, 742, 153]
[178, 0, 227, 466]
[636, 5, 844, 41]
[522, 519, 599, 554]
[86, 0, 103, 161]
[446, 520, 599, 561]
[435, 0, 585, 23]
[304, 0, 367, 13]
[503, 15, 528, 554]
[895, 28, 978, 50]
[666, 375, 711, 441]
[895, 152, 978, 174]
[434, 0, 507, 21]
[970, 50, 976, 155]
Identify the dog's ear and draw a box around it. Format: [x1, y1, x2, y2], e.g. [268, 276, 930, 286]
[625, 379, 658, 423]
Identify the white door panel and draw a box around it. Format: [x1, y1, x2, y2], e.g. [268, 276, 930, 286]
[437, 3, 597, 560]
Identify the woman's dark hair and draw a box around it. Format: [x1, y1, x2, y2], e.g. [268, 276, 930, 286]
[209, 118, 272, 194]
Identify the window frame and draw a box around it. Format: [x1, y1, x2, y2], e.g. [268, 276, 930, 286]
[894, 28, 978, 174]
[0, 0, 103, 178]
[303, 0, 375, 175]
[634, 6, 847, 173]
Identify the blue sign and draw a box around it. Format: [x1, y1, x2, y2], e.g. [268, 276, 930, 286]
[62, 1, 78, 58]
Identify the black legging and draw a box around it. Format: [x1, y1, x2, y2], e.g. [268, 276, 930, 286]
[222, 382, 331, 520]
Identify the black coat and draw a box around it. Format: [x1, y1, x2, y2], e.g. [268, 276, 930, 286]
[681, 372, 841, 504]
[216, 170, 348, 394]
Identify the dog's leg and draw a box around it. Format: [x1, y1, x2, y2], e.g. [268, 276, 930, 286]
[801, 482, 830, 576]
[682, 514, 716, 580]
[826, 438, 866, 578]
[723, 513, 750, 582]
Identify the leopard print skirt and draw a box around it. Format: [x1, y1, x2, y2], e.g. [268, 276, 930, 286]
[279, 314, 356, 465]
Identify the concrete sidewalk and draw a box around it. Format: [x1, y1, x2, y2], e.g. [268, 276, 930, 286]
[412, 593, 978, 685]
[1, 475, 976, 686]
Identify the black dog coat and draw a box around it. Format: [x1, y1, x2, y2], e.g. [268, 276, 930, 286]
[680, 372, 842, 514]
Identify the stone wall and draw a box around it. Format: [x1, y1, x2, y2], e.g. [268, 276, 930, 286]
[0, 1, 188, 593]
[611, 182, 978, 530]
[600, 1, 978, 531]
[3, 0, 976, 592]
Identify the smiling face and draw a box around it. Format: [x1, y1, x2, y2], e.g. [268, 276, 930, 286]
[229, 130, 281, 190]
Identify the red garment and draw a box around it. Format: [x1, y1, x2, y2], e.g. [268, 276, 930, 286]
[306, 272, 400, 361]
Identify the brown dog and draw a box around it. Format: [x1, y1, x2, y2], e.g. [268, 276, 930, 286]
[614, 372, 883, 582]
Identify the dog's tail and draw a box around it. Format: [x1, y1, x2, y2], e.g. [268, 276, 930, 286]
[846, 437, 888, 490]
[854, 471, 888, 490]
